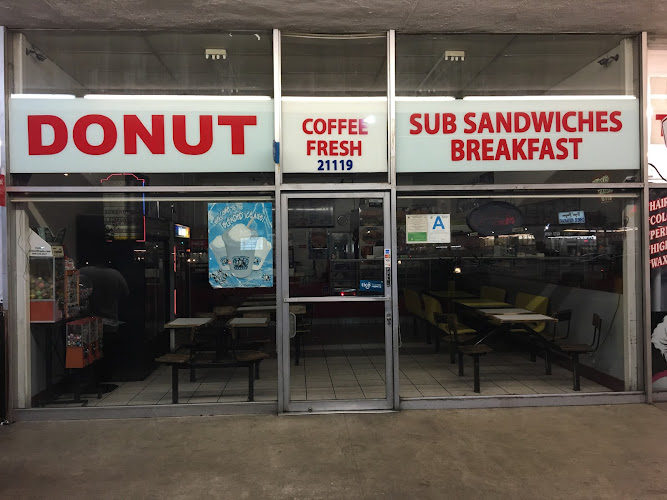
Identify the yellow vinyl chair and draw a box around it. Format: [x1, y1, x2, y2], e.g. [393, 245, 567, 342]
[436, 313, 492, 393]
[513, 292, 549, 335]
[403, 289, 426, 339]
[422, 294, 477, 362]
[512, 292, 550, 373]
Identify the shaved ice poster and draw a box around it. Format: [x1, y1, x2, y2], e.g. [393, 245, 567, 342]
[208, 202, 273, 288]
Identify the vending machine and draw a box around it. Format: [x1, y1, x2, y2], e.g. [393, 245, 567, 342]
[28, 231, 65, 323]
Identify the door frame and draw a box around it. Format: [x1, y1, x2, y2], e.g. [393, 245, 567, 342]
[279, 191, 394, 412]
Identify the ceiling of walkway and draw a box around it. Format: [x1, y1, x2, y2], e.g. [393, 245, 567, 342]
[0, 0, 666, 36]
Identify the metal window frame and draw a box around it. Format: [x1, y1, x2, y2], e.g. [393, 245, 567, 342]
[641, 32, 652, 402]
[279, 189, 394, 413]
[0, 26, 9, 422]
[273, 28, 284, 413]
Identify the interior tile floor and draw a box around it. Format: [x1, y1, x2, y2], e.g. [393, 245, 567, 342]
[47, 342, 611, 407]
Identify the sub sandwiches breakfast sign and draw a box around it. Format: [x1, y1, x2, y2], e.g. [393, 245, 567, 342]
[9, 97, 274, 173]
[396, 97, 639, 172]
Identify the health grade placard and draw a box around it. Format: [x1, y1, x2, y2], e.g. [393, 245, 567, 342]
[406, 214, 451, 244]
[282, 98, 388, 173]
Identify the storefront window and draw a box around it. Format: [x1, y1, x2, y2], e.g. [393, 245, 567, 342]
[288, 302, 386, 401]
[5, 29, 648, 414]
[396, 34, 640, 185]
[281, 34, 388, 184]
[10, 31, 275, 187]
[648, 42, 667, 393]
[397, 195, 642, 397]
[648, 43, 667, 183]
[20, 197, 277, 407]
[650, 187, 667, 392]
[287, 197, 386, 298]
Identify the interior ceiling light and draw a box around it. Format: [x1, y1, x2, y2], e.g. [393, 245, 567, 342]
[444, 50, 465, 62]
[205, 48, 227, 60]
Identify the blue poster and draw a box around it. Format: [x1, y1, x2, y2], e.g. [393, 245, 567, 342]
[208, 202, 273, 288]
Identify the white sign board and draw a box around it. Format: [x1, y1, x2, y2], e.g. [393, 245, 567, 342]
[9, 97, 275, 173]
[558, 210, 586, 224]
[396, 98, 639, 172]
[28, 230, 52, 257]
[406, 214, 451, 244]
[282, 98, 387, 173]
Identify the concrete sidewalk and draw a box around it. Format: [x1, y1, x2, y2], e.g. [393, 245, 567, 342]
[1, 404, 667, 499]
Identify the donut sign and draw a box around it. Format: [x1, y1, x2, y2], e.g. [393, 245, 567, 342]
[9, 96, 275, 173]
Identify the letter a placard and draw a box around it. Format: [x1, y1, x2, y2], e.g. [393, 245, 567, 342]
[427, 214, 450, 243]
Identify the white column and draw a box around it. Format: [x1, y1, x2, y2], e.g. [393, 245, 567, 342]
[12, 210, 31, 407]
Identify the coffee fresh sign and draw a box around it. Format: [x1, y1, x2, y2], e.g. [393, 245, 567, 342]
[396, 98, 639, 172]
[9, 97, 274, 173]
[282, 98, 388, 173]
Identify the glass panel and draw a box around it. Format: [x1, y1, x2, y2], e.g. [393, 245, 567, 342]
[289, 302, 386, 401]
[11, 172, 276, 188]
[647, 47, 667, 182]
[10, 31, 274, 186]
[281, 34, 388, 184]
[650, 187, 667, 392]
[288, 197, 386, 297]
[397, 34, 636, 98]
[17, 31, 273, 96]
[282, 34, 387, 97]
[397, 195, 642, 398]
[22, 197, 277, 408]
[396, 34, 640, 185]
[397, 170, 639, 186]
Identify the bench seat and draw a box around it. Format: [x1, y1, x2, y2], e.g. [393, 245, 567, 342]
[156, 351, 269, 403]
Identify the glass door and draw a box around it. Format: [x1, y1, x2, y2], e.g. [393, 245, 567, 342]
[281, 192, 393, 411]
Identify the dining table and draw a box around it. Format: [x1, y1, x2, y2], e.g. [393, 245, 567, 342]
[477, 307, 534, 316]
[489, 313, 558, 326]
[227, 316, 271, 340]
[428, 290, 476, 299]
[245, 294, 276, 302]
[455, 298, 513, 309]
[288, 304, 307, 315]
[477, 312, 557, 347]
[485, 312, 559, 374]
[236, 304, 308, 314]
[237, 305, 277, 313]
[213, 305, 238, 318]
[165, 317, 213, 352]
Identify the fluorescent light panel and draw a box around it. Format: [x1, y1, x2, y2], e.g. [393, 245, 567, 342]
[395, 96, 456, 101]
[83, 95, 272, 100]
[11, 93, 75, 99]
[281, 96, 387, 102]
[463, 95, 636, 101]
